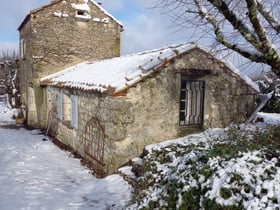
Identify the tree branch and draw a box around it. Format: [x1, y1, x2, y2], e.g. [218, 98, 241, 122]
[246, 0, 267, 43]
[194, 0, 267, 63]
[246, 0, 280, 74]
[155, 0, 280, 77]
[206, 0, 268, 53]
[206, 0, 280, 76]
[256, 0, 280, 34]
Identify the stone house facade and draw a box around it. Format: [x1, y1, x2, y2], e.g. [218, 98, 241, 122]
[40, 43, 259, 176]
[18, 0, 122, 127]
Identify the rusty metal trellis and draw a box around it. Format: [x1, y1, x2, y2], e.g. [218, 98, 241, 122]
[84, 116, 106, 176]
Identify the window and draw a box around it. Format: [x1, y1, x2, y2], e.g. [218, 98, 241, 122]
[74, 10, 91, 20]
[56, 91, 78, 128]
[77, 10, 86, 16]
[20, 39, 26, 59]
[179, 79, 205, 126]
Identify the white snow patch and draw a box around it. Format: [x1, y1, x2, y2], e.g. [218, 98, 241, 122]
[71, 3, 91, 12]
[0, 101, 16, 125]
[54, 11, 62, 17]
[102, 17, 109, 23]
[40, 43, 259, 94]
[89, 0, 122, 26]
[0, 103, 133, 209]
[75, 14, 92, 20]
[257, 112, 280, 125]
[93, 17, 101, 22]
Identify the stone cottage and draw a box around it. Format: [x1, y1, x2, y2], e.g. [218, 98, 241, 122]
[40, 43, 259, 176]
[18, 0, 122, 127]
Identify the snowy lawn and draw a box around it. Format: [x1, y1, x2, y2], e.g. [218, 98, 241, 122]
[0, 102, 132, 210]
[0, 100, 17, 125]
[1, 99, 280, 210]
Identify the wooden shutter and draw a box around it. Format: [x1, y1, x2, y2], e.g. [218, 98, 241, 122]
[56, 91, 63, 120]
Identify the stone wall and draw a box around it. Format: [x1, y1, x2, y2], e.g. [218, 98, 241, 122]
[45, 87, 134, 174]
[19, 0, 122, 127]
[19, 20, 35, 124]
[30, 0, 122, 81]
[166, 49, 257, 128]
[45, 48, 257, 175]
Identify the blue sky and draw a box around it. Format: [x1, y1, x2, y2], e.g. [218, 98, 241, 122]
[0, 0, 194, 55]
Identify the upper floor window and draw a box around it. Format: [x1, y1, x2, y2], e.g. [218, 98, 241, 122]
[20, 39, 26, 59]
[179, 78, 205, 126]
[72, 3, 91, 21]
[75, 10, 91, 20]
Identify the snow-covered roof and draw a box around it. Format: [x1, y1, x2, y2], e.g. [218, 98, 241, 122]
[40, 43, 260, 94]
[18, 0, 122, 30]
[89, 0, 122, 27]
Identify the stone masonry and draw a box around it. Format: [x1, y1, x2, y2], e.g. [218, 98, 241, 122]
[45, 48, 258, 175]
[18, 0, 122, 127]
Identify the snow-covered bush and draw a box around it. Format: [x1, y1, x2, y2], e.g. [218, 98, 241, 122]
[255, 72, 280, 113]
[126, 125, 280, 210]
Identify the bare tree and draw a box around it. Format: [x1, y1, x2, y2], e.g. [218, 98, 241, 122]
[155, 0, 280, 77]
[0, 50, 20, 108]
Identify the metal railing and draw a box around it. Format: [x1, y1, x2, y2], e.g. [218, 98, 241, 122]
[179, 80, 205, 126]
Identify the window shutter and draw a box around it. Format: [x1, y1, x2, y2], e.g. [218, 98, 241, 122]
[57, 91, 63, 120]
[70, 95, 78, 128]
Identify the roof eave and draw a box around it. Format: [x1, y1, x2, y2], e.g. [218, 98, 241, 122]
[18, 0, 61, 31]
[18, 14, 31, 31]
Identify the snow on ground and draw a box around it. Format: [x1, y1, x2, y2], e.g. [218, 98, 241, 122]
[0, 100, 17, 125]
[1, 99, 279, 210]
[257, 112, 280, 125]
[0, 102, 132, 210]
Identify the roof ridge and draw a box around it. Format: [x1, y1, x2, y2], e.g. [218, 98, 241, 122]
[123, 42, 195, 57]
[40, 42, 259, 94]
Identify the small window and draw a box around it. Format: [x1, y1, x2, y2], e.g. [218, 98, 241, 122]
[56, 91, 78, 128]
[77, 10, 86, 16]
[75, 10, 91, 20]
[179, 78, 205, 126]
[20, 39, 26, 59]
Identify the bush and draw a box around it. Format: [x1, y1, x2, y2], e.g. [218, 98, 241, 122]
[127, 124, 280, 210]
[254, 71, 280, 113]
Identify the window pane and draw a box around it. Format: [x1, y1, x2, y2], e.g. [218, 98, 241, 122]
[180, 90, 186, 100]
